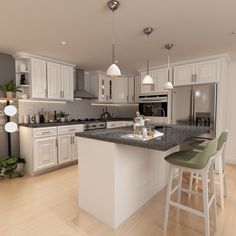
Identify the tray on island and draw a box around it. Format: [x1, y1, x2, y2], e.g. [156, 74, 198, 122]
[121, 131, 164, 142]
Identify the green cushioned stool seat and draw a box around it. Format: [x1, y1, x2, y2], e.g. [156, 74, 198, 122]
[165, 139, 217, 170]
[191, 131, 228, 152]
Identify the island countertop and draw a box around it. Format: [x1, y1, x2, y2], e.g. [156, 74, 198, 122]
[75, 124, 209, 151]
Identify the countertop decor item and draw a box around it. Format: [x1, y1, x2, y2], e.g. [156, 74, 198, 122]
[106, 0, 121, 77]
[60, 111, 66, 122]
[164, 43, 174, 90]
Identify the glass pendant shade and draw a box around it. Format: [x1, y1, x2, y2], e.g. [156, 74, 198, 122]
[142, 74, 154, 85]
[5, 122, 17, 133]
[164, 81, 173, 90]
[106, 63, 121, 77]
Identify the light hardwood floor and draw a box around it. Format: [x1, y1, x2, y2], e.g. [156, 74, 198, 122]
[1, 164, 236, 236]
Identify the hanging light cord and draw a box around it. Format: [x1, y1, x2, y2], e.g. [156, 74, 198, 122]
[146, 34, 149, 75]
[167, 51, 170, 82]
[112, 10, 115, 64]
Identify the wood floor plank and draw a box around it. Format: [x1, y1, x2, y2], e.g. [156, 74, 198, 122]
[1, 164, 236, 236]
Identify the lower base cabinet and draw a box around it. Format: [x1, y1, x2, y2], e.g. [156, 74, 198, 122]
[20, 125, 84, 176]
[33, 136, 57, 172]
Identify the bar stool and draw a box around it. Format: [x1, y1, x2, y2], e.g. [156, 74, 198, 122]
[190, 130, 229, 209]
[163, 139, 218, 236]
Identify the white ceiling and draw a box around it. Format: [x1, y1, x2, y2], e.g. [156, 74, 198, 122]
[0, 0, 236, 73]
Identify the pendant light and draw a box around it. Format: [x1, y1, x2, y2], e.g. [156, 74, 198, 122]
[142, 27, 154, 85]
[106, 0, 121, 77]
[164, 43, 174, 90]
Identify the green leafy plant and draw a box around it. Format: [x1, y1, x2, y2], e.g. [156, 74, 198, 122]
[0, 156, 25, 179]
[0, 80, 22, 93]
[60, 111, 66, 118]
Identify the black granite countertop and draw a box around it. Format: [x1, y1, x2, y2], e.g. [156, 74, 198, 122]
[19, 118, 133, 128]
[75, 125, 209, 151]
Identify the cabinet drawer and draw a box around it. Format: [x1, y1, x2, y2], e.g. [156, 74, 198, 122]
[33, 127, 57, 138]
[58, 125, 84, 135]
[106, 121, 124, 129]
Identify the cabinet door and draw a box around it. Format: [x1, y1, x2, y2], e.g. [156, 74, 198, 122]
[112, 77, 128, 103]
[128, 76, 135, 103]
[99, 73, 110, 102]
[47, 62, 61, 99]
[153, 68, 168, 92]
[174, 64, 195, 86]
[71, 134, 79, 160]
[61, 65, 74, 101]
[195, 60, 219, 84]
[140, 71, 155, 94]
[31, 58, 47, 99]
[33, 136, 57, 172]
[58, 135, 72, 164]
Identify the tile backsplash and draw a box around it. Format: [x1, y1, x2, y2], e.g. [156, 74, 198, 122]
[18, 100, 138, 123]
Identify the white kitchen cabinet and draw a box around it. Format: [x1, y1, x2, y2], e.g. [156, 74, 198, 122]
[195, 60, 219, 84]
[174, 64, 195, 86]
[31, 58, 47, 99]
[61, 65, 74, 100]
[33, 136, 57, 172]
[47, 61, 61, 99]
[154, 68, 168, 91]
[112, 76, 128, 103]
[20, 124, 83, 176]
[174, 59, 219, 86]
[58, 134, 72, 164]
[99, 73, 111, 102]
[128, 76, 135, 103]
[47, 62, 74, 101]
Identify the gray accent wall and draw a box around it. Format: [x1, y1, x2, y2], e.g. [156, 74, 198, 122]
[0, 53, 19, 157]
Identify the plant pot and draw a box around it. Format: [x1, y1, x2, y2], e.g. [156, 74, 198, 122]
[60, 117, 65, 122]
[16, 163, 25, 174]
[6, 91, 13, 98]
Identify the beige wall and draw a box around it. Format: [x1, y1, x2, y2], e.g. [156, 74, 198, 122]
[225, 60, 236, 164]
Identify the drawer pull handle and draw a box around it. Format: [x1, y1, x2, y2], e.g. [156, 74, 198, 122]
[69, 129, 76, 131]
[41, 131, 51, 134]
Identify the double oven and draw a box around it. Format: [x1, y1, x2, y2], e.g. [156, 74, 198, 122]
[138, 93, 171, 123]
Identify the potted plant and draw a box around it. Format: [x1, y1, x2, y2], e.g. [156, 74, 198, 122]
[0, 80, 22, 98]
[0, 156, 26, 179]
[60, 111, 66, 122]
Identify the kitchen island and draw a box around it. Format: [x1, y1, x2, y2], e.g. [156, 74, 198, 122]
[76, 125, 208, 229]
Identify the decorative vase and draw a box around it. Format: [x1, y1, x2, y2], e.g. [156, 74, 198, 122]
[6, 91, 13, 98]
[16, 163, 24, 174]
[60, 117, 65, 122]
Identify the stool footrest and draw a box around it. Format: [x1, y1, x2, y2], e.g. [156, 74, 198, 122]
[169, 200, 204, 217]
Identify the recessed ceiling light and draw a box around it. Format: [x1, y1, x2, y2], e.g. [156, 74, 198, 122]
[232, 30, 236, 35]
[59, 41, 67, 46]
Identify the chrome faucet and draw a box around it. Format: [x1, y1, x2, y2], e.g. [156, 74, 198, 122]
[156, 107, 166, 130]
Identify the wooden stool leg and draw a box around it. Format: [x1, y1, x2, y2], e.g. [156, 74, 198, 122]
[163, 166, 174, 232]
[210, 164, 218, 232]
[202, 172, 210, 236]
[177, 169, 182, 216]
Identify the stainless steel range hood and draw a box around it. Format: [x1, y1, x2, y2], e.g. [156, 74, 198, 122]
[74, 69, 97, 99]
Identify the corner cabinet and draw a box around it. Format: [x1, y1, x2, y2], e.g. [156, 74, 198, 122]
[15, 53, 74, 101]
[173, 59, 219, 86]
[31, 58, 47, 99]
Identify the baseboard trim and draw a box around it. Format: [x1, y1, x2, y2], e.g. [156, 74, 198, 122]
[226, 157, 236, 165]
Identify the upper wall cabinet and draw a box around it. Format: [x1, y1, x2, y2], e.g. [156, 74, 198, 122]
[15, 53, 74, 101]
[31, 58, 47, 99]
[47, 62, 74, 101]
[140, 68, 168, 94]
[112, 76, 128, 103]
[174, 59, 219, 86]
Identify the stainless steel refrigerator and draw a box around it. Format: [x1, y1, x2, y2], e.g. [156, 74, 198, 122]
[172, 83, 217, 139]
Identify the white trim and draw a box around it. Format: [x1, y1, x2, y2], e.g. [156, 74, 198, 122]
[137, 53, 230, 73]
[13, 52, 75, 67]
